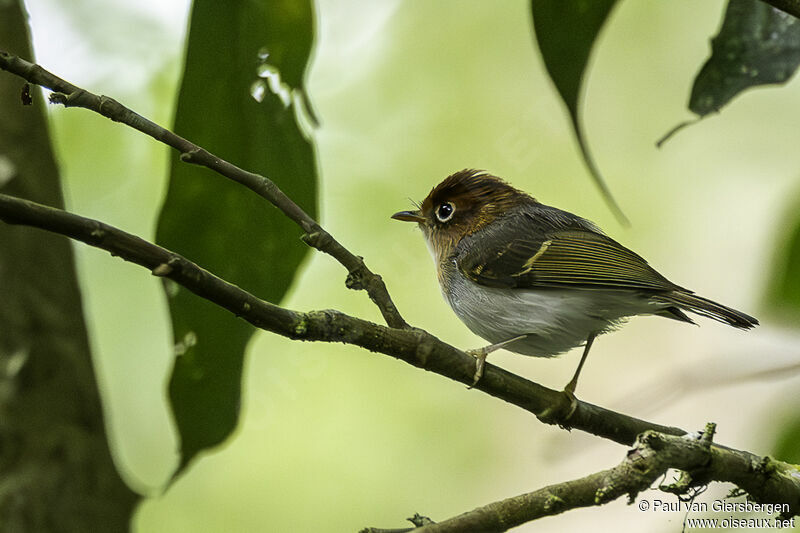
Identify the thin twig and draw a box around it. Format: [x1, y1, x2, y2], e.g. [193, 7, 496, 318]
[0, 50, 407, 329]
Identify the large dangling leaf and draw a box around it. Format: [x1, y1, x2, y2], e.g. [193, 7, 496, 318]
[690, 0, 800, 117]
[530, 0, 627, 224]
[156, 0, 318, 475]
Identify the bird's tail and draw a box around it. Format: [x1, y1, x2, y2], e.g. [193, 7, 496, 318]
[654, 291, 758, 330]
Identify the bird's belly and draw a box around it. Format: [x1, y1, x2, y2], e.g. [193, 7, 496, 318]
[443, 278, 654, 357]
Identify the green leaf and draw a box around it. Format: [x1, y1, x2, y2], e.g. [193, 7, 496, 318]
[766, 202, 800, 322]
[772, 414, 800, 464]
[156, 0, 318, 474]
[530, 0, 627, 225]
[690, 0, 800, 116]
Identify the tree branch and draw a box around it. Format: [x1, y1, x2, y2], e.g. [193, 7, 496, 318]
[0, 50, 407, 329]
[0, 50, 687, 445]
[1, 193, 798, 529]
[0, 192, 680, 445]
[366, 424, 800, 533]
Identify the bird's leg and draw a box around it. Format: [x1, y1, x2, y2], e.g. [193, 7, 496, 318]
[538, 332, 598, 425]
[465, 334, 528, 388]
[564, 332, 597, 397]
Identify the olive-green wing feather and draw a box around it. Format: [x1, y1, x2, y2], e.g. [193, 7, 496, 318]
[457, 213, 679, 292]
[456, 208, 758, 328]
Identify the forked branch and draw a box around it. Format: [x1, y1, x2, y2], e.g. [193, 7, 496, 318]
[0, 50, 407, 329]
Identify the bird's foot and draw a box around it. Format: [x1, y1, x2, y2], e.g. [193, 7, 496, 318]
[465, 347, 488, 389]
[537, 386, 579, 426]
[464, 335, 527, 388]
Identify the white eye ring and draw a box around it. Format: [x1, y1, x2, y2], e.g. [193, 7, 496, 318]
[435, 201, 455, 222]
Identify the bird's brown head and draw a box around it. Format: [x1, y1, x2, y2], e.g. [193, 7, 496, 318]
[392, 169, 535, 259]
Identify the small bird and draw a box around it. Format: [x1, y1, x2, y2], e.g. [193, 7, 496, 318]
[392, 169, 758, 396]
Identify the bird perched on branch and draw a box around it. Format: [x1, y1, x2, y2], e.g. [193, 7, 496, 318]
[392, 169, 758, 399]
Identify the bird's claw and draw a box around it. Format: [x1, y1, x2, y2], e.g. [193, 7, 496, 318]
[537, 388, 579, 426]
[465, 348, 487, 389]
[464, 335, 527, 389]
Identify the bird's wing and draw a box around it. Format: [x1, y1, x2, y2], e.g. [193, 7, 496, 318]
[456, 212, 679, 292]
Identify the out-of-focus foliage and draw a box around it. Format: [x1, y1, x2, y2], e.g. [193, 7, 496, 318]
[0, 0, 137, 527]
[155, 0, 318, 474]
[690, 0, 800, 116]
[773, 413, 800, 464]
[767, 200, 800, 322]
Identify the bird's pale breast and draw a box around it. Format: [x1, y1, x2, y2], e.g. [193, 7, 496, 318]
[439, 260, 661, 357]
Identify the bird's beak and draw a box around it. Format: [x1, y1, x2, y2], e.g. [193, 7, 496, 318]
[391, 210, 426, 223]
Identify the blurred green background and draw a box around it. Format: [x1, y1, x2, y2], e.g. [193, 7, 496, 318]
[21, 0, 800, 531]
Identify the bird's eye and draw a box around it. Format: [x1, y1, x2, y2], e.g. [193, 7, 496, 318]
[435, 201, 455, 222]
